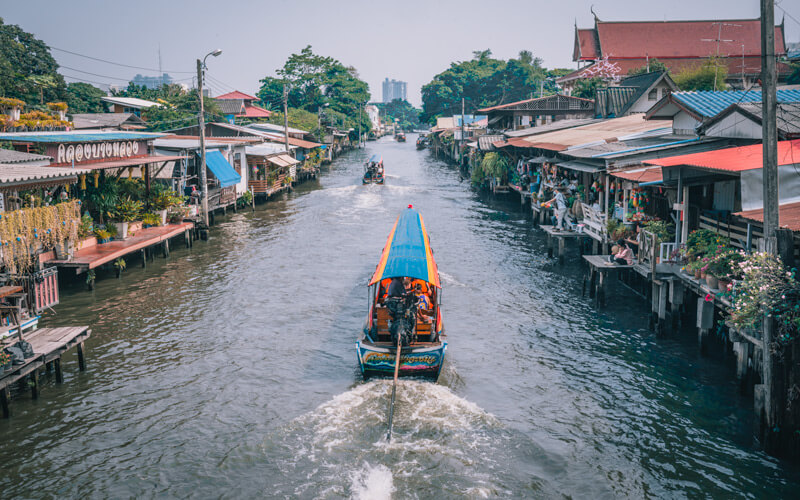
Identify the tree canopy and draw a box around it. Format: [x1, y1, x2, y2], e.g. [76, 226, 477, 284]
[375, 99, 421, 131]
[673, 58, 728, 91]
[0, 17, 67, 105]
[257, 46, 371, 139]
[420, 49, 552, 123]
[627, 59, 668, 76]
[65, 82, 107, 114]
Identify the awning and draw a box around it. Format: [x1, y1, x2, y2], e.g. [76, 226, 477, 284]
[0, 164, 91, 191]
[527, 156, 553, 163]
[70, 154, 187, 171]
[368, 208, 441, 288]
[267, 154, 300, 168]
[205, 150, 241, 188]
[609, 166, 663, 184]
[556, 160, 602, 173]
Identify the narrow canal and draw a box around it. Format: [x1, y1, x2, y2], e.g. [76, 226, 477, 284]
[2, 135, 799, 498]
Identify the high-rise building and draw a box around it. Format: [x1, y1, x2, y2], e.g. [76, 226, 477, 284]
[382, 78, 407, 103]
[130, 73, 173, 89]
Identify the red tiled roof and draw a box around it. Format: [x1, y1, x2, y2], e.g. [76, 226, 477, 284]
[644, 139, 800, 172]
[609, 166, 663, 184]
[216, 90, 258, 101]
[560, 57, 790, 83]
[242, 105, 271, 118]
[735, 201, 800, 232]
[577, 28, 599, 60]
[594, 20, 786, 60]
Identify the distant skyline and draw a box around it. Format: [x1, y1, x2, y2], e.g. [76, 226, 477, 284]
[2, 0, 798, 107]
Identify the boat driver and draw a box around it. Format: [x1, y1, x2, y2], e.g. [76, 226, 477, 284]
[386, 277, 405, 298]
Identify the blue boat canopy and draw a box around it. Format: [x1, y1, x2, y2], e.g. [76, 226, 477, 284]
[205, 150, 241, 188]
[369, 154, 382, 163]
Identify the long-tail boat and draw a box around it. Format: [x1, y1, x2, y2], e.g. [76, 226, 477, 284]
[356, 206, 446, 380]
[362, 154, 385, 184]
[395, 133, 406, 142]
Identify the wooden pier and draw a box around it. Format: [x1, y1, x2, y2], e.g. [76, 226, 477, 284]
[47, 222, 194, 284]
[542, 225, 591, 265]
[0, 326, 90, 417]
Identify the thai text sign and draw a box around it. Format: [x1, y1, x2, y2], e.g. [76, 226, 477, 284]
[50, 139, 149, 165]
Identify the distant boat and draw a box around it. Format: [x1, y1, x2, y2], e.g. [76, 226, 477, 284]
[356, 206, 446, 380]
[415, 135, 428, 150]
[362, 154, 385, 184]
[395, 133, 406, 142]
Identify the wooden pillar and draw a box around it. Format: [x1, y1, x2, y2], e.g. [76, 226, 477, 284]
[163, 239, 170, 258]
[54, 357, 63, 383]
[77, 342, 86, 371]
[1, 387, 9, 418]
[141, 249, 146, 268]
[597, 272, 606, 307]
[557, 237, 565, 265]
[546, 233, 553, 257]
[30, 369, 39, 399]
[185, 229, 191, 249]
[697, 297, 714, 355]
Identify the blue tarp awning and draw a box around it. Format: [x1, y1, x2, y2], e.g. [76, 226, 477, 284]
[205, 150, 241, 188]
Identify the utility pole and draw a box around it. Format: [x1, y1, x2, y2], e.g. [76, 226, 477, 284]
[358, 102, 362, 148]
[460, 97, 465, 164]
[283, 84, 290, 154]
[760, 0, 780, 453]
[196, 49, 221, 229]
[196, 58, 209, 227]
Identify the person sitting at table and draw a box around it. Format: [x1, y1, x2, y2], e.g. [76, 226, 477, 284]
[609, 239, 633, 265]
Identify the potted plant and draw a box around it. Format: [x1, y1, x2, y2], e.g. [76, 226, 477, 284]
[94, 228, 112, 243]
[142, 212, 162, 228]
[0, 350, 11, 375]
[151, 191, 184, 225]
[108, 197, 142, 240]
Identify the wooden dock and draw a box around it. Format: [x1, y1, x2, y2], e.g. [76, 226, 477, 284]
[0, 326, 90, 417]
[542, 225, 591, 265]
[48, 222, 193, 275]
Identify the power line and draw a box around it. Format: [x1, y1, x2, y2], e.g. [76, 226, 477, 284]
[59, 65, 132, 81]
[49, 45, 194, 74]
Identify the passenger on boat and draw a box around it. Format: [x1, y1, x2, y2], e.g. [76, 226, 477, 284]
[387, 277, 405, 298]
[415, 286, 433, 323]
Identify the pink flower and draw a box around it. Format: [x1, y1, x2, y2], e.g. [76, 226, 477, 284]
[704, 294, 713, 302]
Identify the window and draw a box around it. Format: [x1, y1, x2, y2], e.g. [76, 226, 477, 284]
[648, 89, 658, 101]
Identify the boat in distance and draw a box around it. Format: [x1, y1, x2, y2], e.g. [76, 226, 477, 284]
[357, 206, 446, 380]
[362, 154, 385, 184]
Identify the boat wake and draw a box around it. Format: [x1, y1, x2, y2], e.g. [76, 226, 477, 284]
[258, 380, 553, 498]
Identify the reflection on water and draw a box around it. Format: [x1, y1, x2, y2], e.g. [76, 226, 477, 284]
[0, 135, 798, 498]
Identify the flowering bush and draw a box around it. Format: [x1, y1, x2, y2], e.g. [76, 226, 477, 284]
[729, 252, 796, 330]
[686, 229, 730, 259]
[707, 248, 745, 278]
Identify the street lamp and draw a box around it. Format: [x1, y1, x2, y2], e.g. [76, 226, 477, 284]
[197, 49, 222, 229]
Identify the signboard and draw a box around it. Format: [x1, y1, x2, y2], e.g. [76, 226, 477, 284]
[48, 139, 150, 166]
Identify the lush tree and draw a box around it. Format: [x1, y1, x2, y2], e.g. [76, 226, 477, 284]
[257, 46, 371, 139]
[140, 88, 223, 131]
[572, 77, 604, 100]
[65, 82, 107, 114]
[786, 62, 800, 85]
[0, 17, 67, 105]
[627, 59, 669, 76]
[421, 49, 549, 123]
[267, 108, 321, 133]
[376, 99, 421, 131]
[673, 58, 728, 91]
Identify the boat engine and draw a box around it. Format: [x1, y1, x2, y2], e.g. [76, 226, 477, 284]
[385, 293, 419, 347]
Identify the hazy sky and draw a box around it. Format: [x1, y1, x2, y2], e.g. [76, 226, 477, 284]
[2, 0, 798, 107]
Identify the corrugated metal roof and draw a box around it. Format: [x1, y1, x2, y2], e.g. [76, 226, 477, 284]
[242, 105, 271, 118]
[609, 166, 663, 184]
[0, 164, 90, 185]
[100, 96, 161, 108]
[477, 134, 505, 151]
[0, 149, 51, 163]
[504, 118, 604, 138]
[699, 102, 800, 138]
[735, 201, 800, 232]
[644, 139, 800, 172]
[216, 99, 244, 115]
[671, 89, 800, 118]
[520, 115, 668, 151]
[71, 113, 146, 129]
[0, 131, 163, 143]
[246, 122, 309, 135]
[267, 154, 300, 167]
[245, 144, 290, 156]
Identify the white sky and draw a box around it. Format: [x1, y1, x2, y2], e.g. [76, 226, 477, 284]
[2, 0, 798, 107]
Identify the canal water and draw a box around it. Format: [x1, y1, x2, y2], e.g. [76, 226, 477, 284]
[2, 135, 800, 498]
